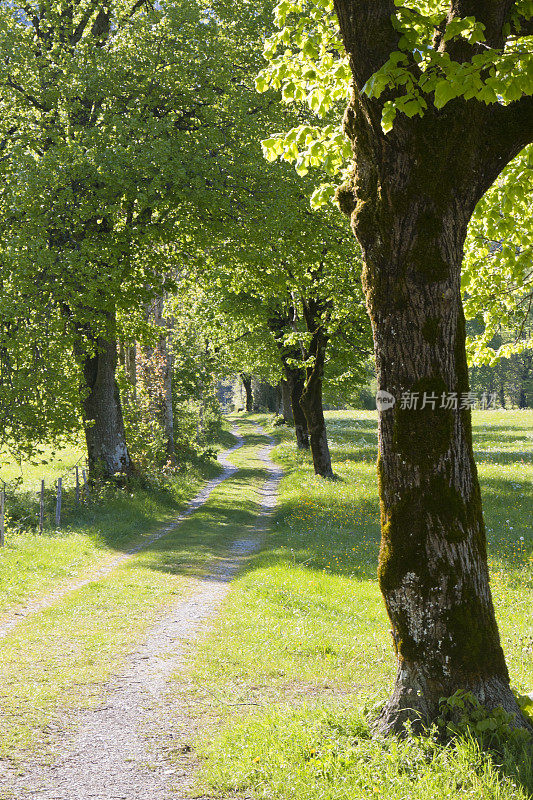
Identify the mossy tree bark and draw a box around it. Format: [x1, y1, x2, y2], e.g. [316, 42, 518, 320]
[267, 309, 310, 450]
[77, 328, 133, 481]
[300, 298, 334, 478]
[333, 0, 533, 734]
[241, 373, 253, 411]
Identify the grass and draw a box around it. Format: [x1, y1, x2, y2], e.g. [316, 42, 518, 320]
[0, 440, 86, 489]
[190, 409, 533, 800]
[0, 418, 270, 765]
[201, 705, 533, 800]
[0, 437, 230, 615]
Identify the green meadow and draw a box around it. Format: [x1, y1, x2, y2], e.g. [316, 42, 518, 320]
[189, 410, 533, 800]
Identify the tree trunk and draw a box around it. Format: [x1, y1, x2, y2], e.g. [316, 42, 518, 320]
[333, 103, 529, 734]
[160, 336, 174, 459]
[241, 373, 253, 411]
[152, 296, 175, 460]
[286, 367, 309, 449]
[267, 308, 310, 450]
[276, 381, 282, 415]
[499, 379, 506, 409]
[79, 335, 133, 480]
[281, 379, 293, 424]
[331, 0, 533, 736]
[370, 235, 517, 732]
[356, 208, 525, 732]
[300, 299, 334, 478]
[119, 342, 137, 398]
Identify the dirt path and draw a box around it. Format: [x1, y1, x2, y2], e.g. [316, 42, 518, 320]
[0, 431, 245, 642]
[2, 425, 282, 800]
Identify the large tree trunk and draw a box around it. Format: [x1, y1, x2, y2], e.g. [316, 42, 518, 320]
[300, 298, 334, 478]
[335, 128, 528, 734]
[281, 379, 293, 424]
[241, 373, 253, 411]
[79, 335, 133, 480]
[333, 0, 531, 733]
[365, 221, 516, 733]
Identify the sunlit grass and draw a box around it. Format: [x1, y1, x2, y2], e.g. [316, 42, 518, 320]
[0, 419, 270, 765]
[0, 429, 232, 615]
[0, 469, 211, 614]
[200, 704, 532, 800]
[0, 440, 85, 491]
[192, 409, 533, 800]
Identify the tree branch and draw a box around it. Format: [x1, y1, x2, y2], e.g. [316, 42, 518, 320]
[488, 94, 533, 166]
[6, 76, 49, 112]
[332, 0, 399, 89]
[510, 12, 533, 36]
[70, 0, 99, 45]
[438, 0, 514, 54]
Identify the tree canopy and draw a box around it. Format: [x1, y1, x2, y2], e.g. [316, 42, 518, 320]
[256, 0, 533, 361]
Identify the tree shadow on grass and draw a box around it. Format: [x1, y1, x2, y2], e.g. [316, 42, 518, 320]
[238, 468, 531, 584]
[474, 450, 533, 465]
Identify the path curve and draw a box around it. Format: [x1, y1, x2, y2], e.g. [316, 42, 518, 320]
[3, 423, 282, 800]
[0, 430, 245, 642]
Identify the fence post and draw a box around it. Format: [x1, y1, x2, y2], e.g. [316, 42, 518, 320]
[55, 477, 62, 527]
[39, 479, 45, 534]
[0, 485, 4, 547]
[75, 466, 80, 505]
[82, 469, 88, 497]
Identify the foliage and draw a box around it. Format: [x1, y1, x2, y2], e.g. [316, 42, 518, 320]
[437, 690, 531, 749]
[0, 0, 372, 454]
[118, 363, 170, 479]
[469, 336, 533, 407]
[0, 301, 83, 454]
[256, 0, 533, 360]
[463, 152, 533, 363]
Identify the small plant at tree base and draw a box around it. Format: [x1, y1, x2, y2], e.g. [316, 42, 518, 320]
[437, 690, 531, 750]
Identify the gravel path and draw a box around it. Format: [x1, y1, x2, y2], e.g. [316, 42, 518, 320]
[0, 432, 245, 642]
[2, 425, 282, 800]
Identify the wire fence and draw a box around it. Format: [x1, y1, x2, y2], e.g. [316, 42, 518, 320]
[0, 455, 90, 546]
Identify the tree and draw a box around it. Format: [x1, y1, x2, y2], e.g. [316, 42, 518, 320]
[240, 374, 254, 411]
[0, 0, 186, 476]
[267, 304, 310, 449]
[203, 263, 370, 476]
[259, 0, 533, 733]
[0, 0, 338, 474]
[75, 316, 133, 478]
[280, 379, 294, 422]
[299, 294, 334, 476]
